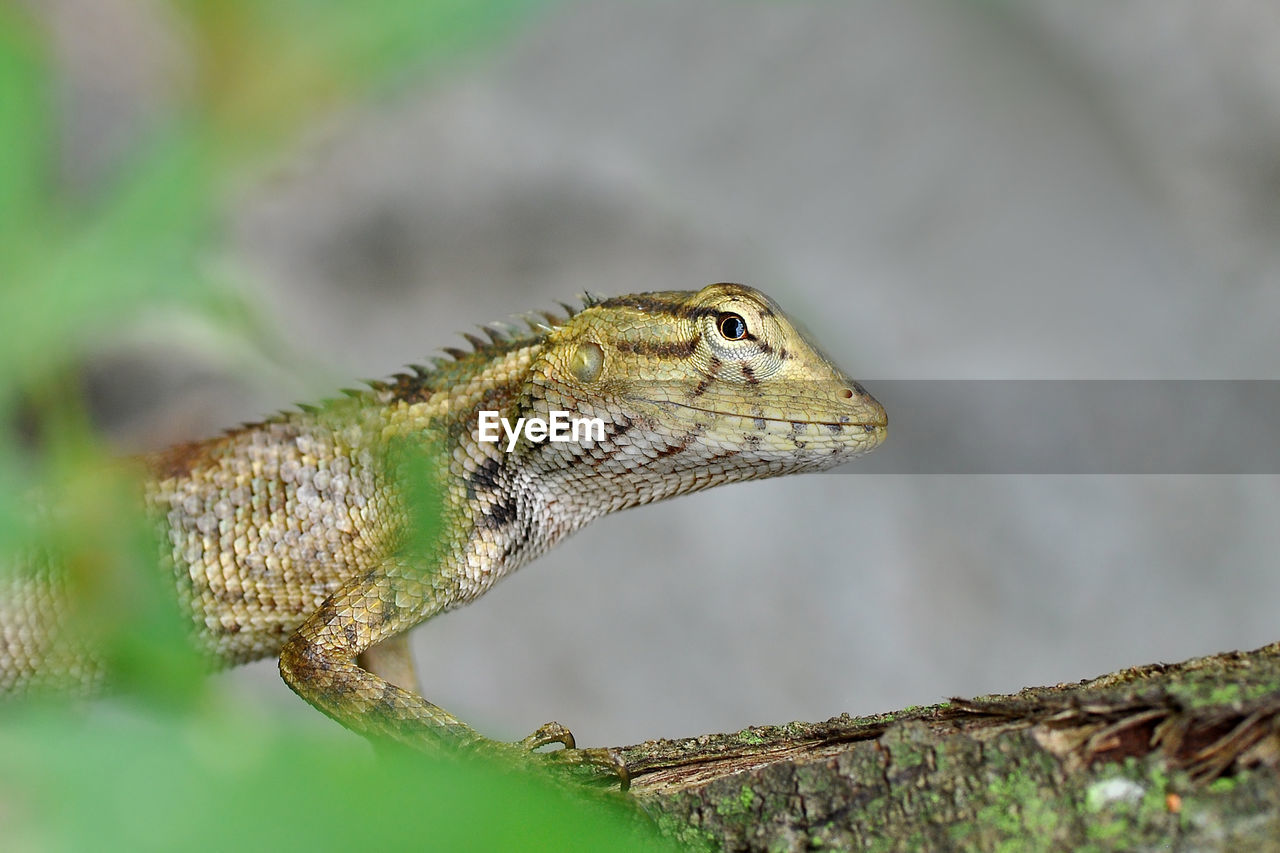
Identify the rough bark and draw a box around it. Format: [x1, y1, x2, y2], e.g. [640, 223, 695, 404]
[611, 643, 1280, 851]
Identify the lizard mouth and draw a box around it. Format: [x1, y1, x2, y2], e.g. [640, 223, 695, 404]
[640, 398, 887, 430]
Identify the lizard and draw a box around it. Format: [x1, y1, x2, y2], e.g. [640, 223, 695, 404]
[1, 282, 886, 779]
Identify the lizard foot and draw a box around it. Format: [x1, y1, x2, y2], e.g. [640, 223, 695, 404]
[519, 720, 577, 750]
[518, 721, 631, 790]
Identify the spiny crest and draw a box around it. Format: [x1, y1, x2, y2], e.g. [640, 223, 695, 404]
[364, 293, 599, 401]
[434, 292, 601, 360]
[175, 294, 602, 465]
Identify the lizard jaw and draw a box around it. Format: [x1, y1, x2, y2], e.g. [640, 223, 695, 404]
[639, 398, 888, 430]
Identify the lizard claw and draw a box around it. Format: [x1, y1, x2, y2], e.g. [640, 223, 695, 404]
[518, 720, 576, 751]
[517, 721, 631, 790]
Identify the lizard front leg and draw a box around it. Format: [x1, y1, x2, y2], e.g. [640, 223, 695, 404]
[278, 564, 480, 747]
[278, 562, 628, 785]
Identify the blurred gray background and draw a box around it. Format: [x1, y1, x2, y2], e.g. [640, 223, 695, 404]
[45, 0, 1280, 746]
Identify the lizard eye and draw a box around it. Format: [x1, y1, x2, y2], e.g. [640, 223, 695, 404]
[717, 312, 748, 341]
[571, 341, 604, 383]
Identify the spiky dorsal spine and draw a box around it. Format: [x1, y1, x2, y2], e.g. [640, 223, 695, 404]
[364, 294, 596, 403]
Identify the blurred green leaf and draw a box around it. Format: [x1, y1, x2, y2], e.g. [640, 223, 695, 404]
[387, 432, 447, 577]
[3, 132, 216, 389]
[177, 0, 546, 156]
[0, 3, 48, 243]
[1, 0, 554, 393]
[0, 703, 671, 851]
[0, 383, 205, 702]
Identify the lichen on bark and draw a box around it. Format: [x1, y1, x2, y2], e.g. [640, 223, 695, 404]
[613, 643, 1280, 851]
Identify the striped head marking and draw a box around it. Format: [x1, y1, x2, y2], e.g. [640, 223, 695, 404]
[529, 283, 886, 489]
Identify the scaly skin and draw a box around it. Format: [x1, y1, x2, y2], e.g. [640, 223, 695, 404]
[1, 283, 886, 775]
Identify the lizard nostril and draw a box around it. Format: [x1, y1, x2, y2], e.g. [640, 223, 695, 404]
[840, 388, 854, 399]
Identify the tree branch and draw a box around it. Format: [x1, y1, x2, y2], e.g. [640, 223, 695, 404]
[612, 643, 1280, 850]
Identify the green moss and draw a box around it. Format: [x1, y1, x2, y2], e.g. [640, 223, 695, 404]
[1139, 771, 1169, 817]
[653, 811, 717, 852]
[1085, 817, 1129, 843]
[715, 784, 756, 819]
[891, 742, 928, 770]
[861, 794, 888, 819]
[1207, 776, 1238, 794]
[916, 786, 949, 811]
[1242, 682, 1280, 702]
[976, 767, 1061, 846]
[1207, 684, 1242, 705]
[948, 820, 976, 845]
[1073, 756, 1192, 849]
[1166, 675, 1280, 709]
[873, 701, 947, 725]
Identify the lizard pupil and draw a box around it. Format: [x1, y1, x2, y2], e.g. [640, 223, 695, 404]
[717, 313, 748, 341]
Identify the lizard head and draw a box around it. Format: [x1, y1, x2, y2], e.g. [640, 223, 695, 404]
[527, 283, 886, 496]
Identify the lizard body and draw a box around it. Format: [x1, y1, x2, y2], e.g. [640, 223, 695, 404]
[1, 283, 886, 762]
